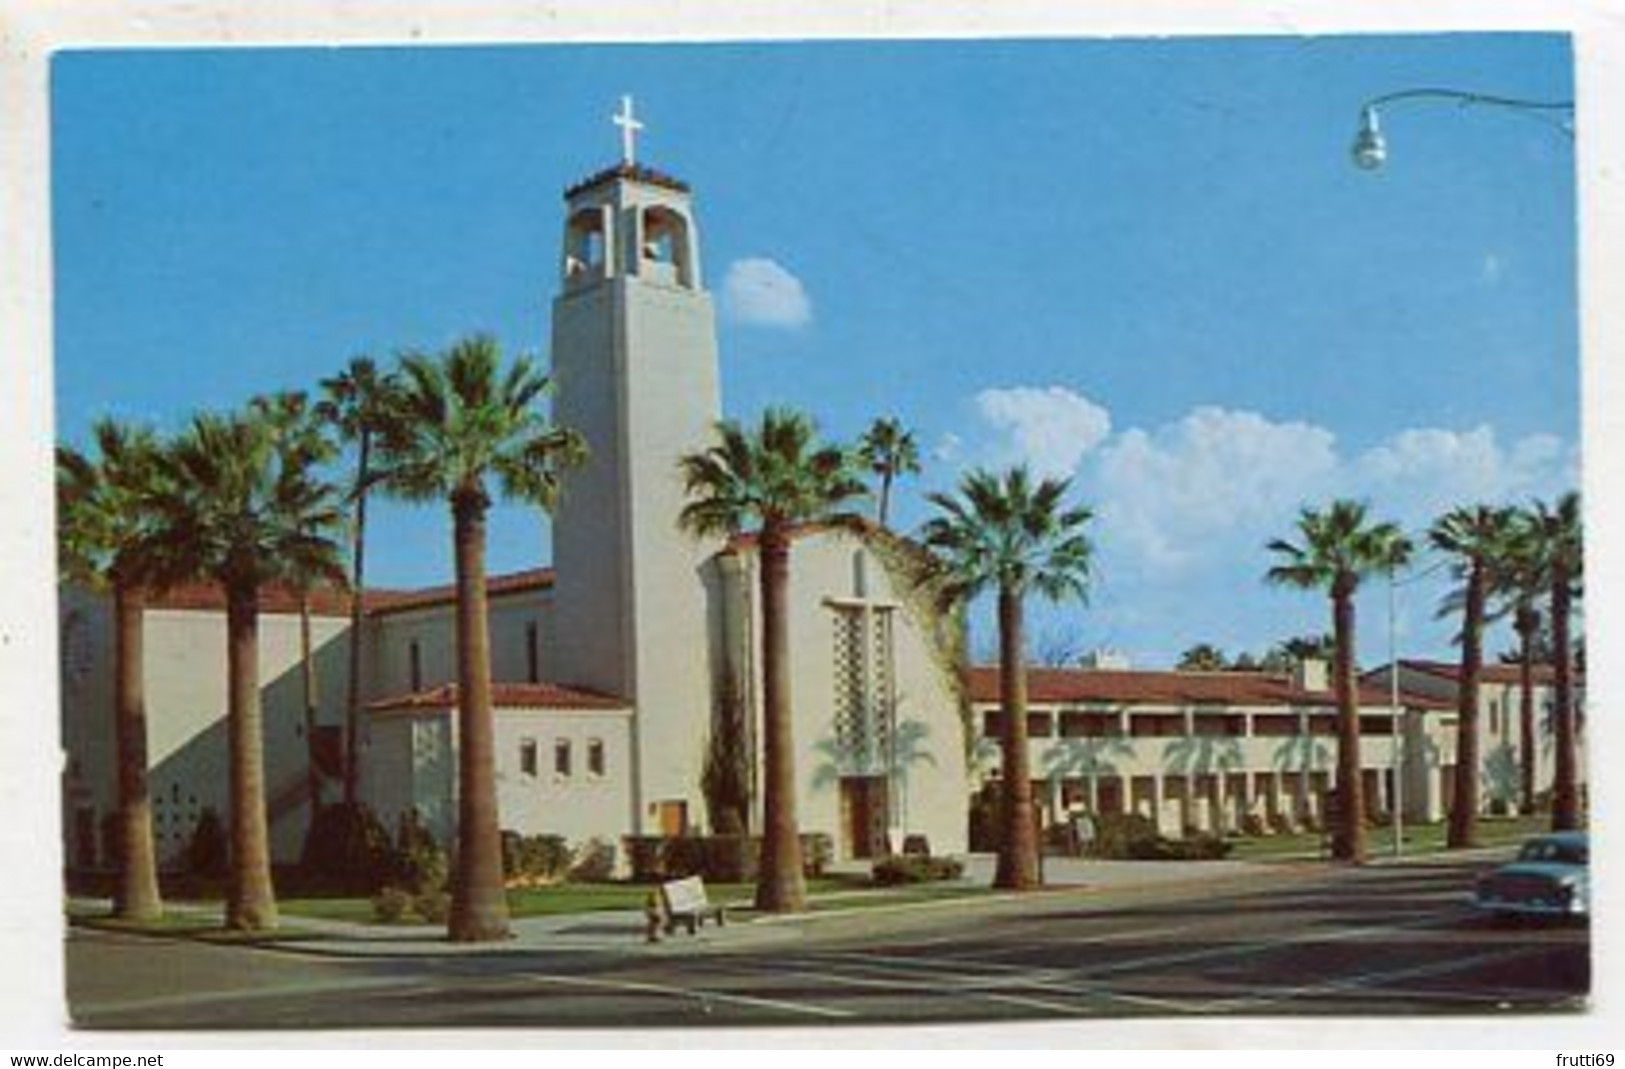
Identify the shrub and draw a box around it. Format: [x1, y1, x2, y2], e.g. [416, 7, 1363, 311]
[1240, 813, 1268, 838]
[186, 807, 229, 878]
[800, 832, 833, 878]
[872, 855, 965, 886]
[1267, 811, 1296, 835]
[371, 886, 412, 923]
[623, 836, 668, 883]
[570, 838, 616, 882]
[393, 810, 448, 895]
[902, 834, 932, 858]
[299, 802, 395, 894]
[414, 889, 451, 924]
[502, 832, 571, 886]
[1093, 813, 1161, 860]
[664, 836, 707, 879]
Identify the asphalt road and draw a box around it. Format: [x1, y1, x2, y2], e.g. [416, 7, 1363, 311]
[67, 854, 1589, 1030]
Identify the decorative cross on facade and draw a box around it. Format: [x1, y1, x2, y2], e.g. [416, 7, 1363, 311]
[613, 94, 644, 165]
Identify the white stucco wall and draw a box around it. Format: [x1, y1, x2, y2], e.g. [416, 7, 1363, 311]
[60, 588, 351, 867]
[368, 705, 633, 853]
[725, 530, 969, 858]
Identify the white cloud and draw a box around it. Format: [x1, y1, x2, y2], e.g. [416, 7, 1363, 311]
[972, 386, 1112, 479]
[720, 257, 812, 329]
[1480, 252, 1505, 286]
[1090, 407, 1340, 573]
[1353, 425, 1572, 520]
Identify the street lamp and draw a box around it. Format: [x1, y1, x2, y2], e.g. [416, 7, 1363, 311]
[1351, 88, 1574, 170]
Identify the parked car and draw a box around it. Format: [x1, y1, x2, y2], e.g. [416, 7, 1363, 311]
[1472, 831, 1589, 921]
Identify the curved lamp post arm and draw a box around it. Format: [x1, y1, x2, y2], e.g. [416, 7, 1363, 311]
[1352, 88, 1575, 170]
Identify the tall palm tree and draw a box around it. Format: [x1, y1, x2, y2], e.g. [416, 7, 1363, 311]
[1533, 493, 1583, 831]
[1491, 508, 1549, 814]
[920, 466, 1093, 891]
[57, 419, 172, 923]
[315, 356, 402, 809]
[1266, 499, 1411, 864]
[1430, 504, 1516, 849]
[858, 417, 921, 528]
[376, 335, 585, 941]
[154, 408, 347, 931]
[250, 391, 338, 815]
[679, 407, 865, 913]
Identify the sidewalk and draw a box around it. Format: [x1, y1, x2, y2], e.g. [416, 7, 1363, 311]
[71, 844, 1507, 960]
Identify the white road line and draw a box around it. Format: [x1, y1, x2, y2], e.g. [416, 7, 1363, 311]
[518, 970, 855, 1019]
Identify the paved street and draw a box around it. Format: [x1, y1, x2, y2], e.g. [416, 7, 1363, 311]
[68, 852, 1588, 1029]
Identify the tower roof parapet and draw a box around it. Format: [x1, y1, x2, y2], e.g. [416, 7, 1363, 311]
[565, 161, 690, 199]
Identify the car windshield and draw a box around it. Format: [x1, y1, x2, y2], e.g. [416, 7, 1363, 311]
[1518, 839, 1587, 865]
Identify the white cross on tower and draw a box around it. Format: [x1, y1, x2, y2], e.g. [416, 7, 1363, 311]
[613, 94, 644, 165]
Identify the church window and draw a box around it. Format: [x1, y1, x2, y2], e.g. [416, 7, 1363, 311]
[554, 739, 572, 777]
[830, 605, 896, 777]
[409, 640, 423, 692]
[587, 738, 606, 777]
[520, 738, 538, 778]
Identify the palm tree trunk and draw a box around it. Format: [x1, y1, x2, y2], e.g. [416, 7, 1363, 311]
[343, 431, 370, 810]
[225, 582, 277, 931]
[995, 585, 1040, 890]
[1551, 562, 1579, 831]
[877, 472, 893, 528]
[1516, 607, 1538, 814]
[112, 583, 162, 922]
[1448, 561, 1484, 849]
[755, 526, 807, 912]
[447, 493, 511, 942]
[1331, 580, 1366, 864]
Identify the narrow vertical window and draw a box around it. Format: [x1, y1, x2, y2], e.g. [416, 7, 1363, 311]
[409, 639, 423, 692]
[520, 738, 538, 778]
[587, 738, 606, 777]
[526, 621, 541, 684]
[554, 739, 572, 777]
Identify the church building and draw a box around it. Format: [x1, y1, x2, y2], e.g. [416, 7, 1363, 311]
[58, 104, 971, 874]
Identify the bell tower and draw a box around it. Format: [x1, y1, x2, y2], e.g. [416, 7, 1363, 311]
[549, 98, 722, 833]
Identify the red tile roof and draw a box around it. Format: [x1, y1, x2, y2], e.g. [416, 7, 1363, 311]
[367, 680, 627, 715]
[966, 666, 1449, 711]
[1398, 658, 1563, 687]
[146, 582, 359, 617]
[143, 568, 556, 618]
[565, 161, 690, 198]
[365, 568, 555, 617]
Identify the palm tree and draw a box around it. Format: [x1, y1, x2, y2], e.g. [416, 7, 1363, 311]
[858, 417, 921, 528]
[1176, 643, 1229, 672]
[920, 466, 1093, 890]
[250, 391, 338, 815]
[377, 335, 585, 941]
[154, 408, 347, 931]
[1533, 493, 1583, 831]
[57, 419, 172, 923]
[315, 356, 402, 810]
[1430, 505, 1516, 849]
[1266, 500, 1411, 864]
[679, 407, 865, 912]
[1491, 508, 1549, 814]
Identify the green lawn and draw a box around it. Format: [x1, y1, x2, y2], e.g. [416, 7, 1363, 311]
[277, 874, 880, 925]
[1224, 814, 1557, 861]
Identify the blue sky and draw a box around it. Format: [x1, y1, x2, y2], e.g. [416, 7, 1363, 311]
[51, 34, 1578, 669]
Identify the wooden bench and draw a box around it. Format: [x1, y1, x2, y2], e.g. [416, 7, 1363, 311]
[646, 876, 726, 941]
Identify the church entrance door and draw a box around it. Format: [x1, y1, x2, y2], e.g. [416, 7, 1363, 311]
[839, 777, 890, 860]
